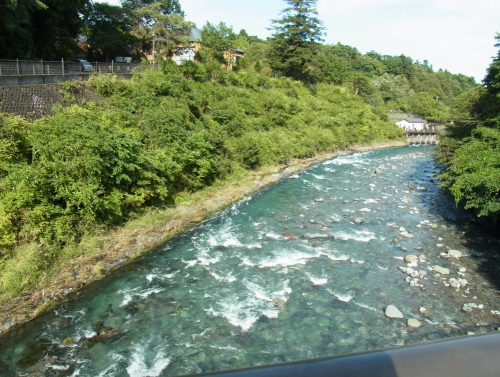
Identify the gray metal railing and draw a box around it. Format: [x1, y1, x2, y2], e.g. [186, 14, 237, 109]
[0, 59, 157, 76]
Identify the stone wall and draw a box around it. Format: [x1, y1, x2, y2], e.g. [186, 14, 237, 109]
[0, 82, 105, 119]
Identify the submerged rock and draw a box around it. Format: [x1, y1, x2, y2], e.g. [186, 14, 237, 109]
[400, 231, 414, 238]
[272, 298, 286, 311]
[302, 233, 335, 240]
[385, 305, 403, 319]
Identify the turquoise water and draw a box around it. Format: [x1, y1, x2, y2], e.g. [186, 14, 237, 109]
[1, 145, 500, 376]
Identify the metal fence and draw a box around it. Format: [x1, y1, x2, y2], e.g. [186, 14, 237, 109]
[0, 59, 157, 76]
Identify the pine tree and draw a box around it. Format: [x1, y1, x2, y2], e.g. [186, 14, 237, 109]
[267, 0, 325, 83]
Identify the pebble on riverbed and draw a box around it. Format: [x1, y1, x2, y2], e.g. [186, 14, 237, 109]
[407, 319, 422, 328]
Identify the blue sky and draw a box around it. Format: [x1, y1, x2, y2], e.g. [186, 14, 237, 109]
[97, 0, 499, 82]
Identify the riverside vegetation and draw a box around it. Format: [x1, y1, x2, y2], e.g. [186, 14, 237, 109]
[436, 33, 500, 223]
[0, 60, 404, 305]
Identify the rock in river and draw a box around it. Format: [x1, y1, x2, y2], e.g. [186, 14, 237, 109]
[404, 255, 418, 264]
[407, 319, 422, 328]
[353, 218, 363, 225]
[302, 233, 335, 240]
[448, 249, 463, 258]
[385, 305, 404, 319]
[433, 265, 450, 275]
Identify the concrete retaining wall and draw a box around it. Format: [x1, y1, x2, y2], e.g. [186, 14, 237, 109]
[0, 82, 105, 119]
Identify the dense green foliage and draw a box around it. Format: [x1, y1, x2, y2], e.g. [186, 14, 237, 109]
[436, 34, 500, 222]
[0, 63, 403, 294]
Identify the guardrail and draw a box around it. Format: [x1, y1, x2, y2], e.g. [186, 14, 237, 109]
[0, 59, 158, 76]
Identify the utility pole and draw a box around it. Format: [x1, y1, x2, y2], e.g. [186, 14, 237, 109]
[152, 31, 156, 63]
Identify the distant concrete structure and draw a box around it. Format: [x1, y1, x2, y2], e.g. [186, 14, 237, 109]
[406, 131, 440, 145]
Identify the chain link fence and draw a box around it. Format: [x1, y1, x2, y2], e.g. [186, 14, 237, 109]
[0, 59, 158, 76]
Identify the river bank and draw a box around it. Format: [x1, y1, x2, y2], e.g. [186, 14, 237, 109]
[0, 140, 406, 337]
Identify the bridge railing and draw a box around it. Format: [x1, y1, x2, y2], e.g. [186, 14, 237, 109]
[0, 59, 157, 76]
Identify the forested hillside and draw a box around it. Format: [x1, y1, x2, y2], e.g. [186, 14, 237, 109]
[436, 33, 500, 222]
[1, 0, 477, 121]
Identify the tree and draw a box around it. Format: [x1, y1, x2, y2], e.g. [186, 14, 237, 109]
[0, 0, 46, 58]
[484, 33, 500, 97]
[199, 22, 236, 66]
[80, 2, 134, 61]
[29, 0, 89, 59]
[130, 2, 192, 59]
[267, 0, 325, 83]
[122, 0, 184, 16]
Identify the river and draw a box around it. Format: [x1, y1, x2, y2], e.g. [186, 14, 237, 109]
[1, 145, 500, 376]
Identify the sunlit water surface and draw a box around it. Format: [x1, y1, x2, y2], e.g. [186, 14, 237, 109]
[2, 145, 500, 376]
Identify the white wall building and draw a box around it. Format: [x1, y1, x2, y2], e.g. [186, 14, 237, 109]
[396, 117, 426, 131]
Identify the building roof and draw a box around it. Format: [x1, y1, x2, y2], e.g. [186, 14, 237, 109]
[405, 117, 425, 123]
[189, 28, 202, 42]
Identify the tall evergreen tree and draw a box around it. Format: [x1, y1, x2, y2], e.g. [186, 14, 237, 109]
[267, 0, 325, 83]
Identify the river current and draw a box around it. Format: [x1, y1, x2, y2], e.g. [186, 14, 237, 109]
[1, 145, 500, 376]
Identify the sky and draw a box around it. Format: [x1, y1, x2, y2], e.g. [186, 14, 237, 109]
[98, 0, 500, 82]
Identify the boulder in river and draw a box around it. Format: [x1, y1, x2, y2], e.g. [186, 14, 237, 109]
[433, 265, 450, 275]
[448, 249, 463, 258]
[385, 305, 403, 319]
[404, 255, 418, 264]
[283, 233, 296, 238]
[353, 218, 363, 225]
[358, 208, 371, 212]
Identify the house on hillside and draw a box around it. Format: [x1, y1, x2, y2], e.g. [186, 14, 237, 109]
[173, 28, 202, 65]
[396, 117, 427, 131]
[171, 28, 244, 70]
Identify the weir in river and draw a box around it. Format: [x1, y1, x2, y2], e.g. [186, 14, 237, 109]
[1, 145, 499, 377]
[406, 131, 440, 145]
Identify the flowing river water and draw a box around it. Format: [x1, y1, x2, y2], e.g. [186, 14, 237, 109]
[1, 145, 500, 376]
